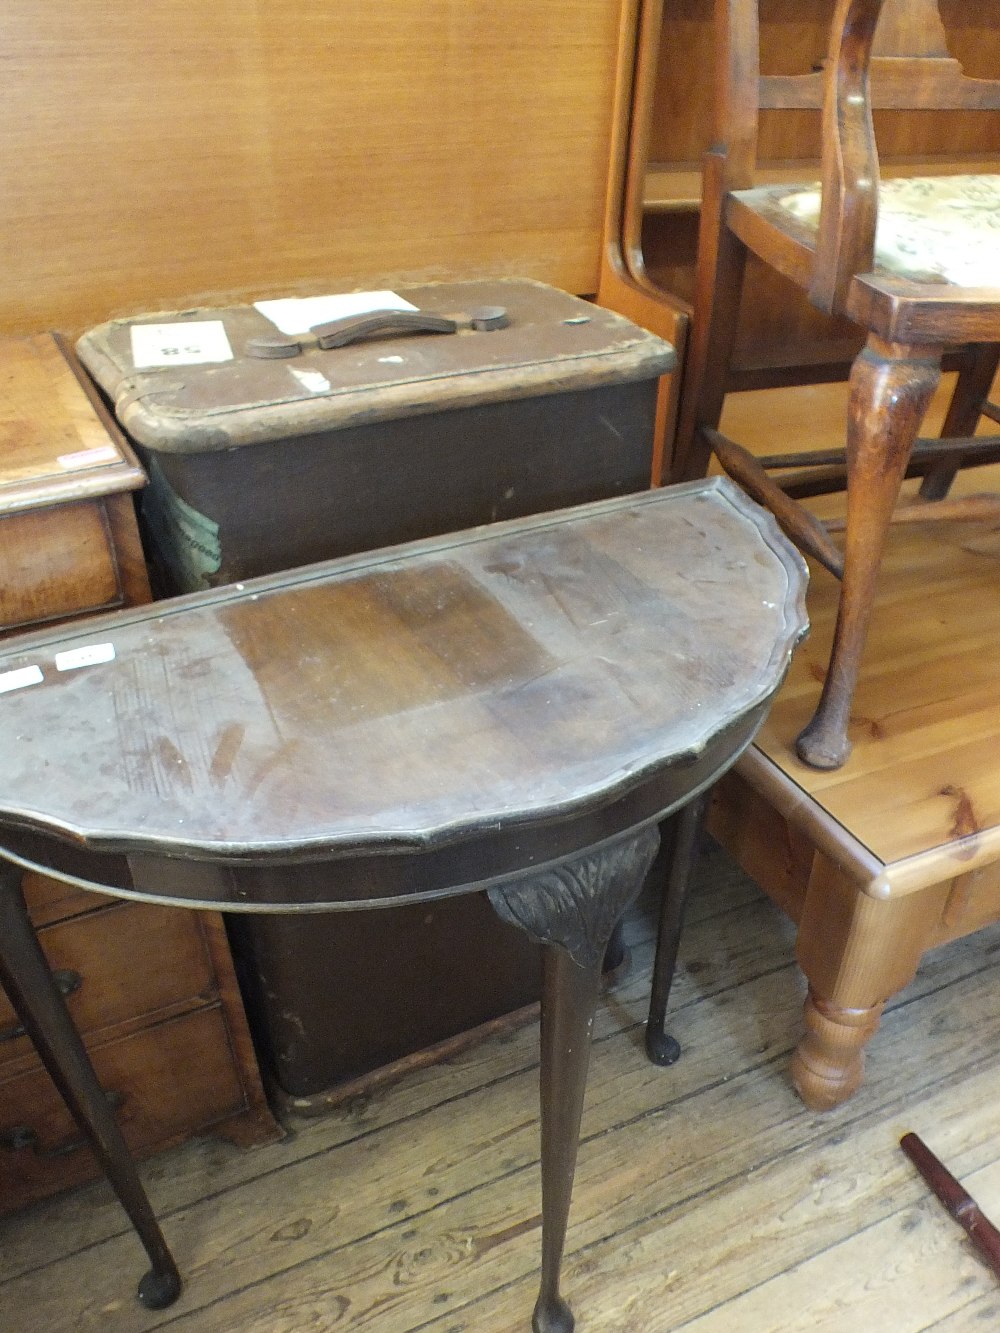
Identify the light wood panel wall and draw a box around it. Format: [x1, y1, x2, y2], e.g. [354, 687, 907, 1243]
[2, 1, 623, 335]
[649, 0, 1000, 168]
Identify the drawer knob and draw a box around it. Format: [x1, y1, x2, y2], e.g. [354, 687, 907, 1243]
[0, 968, 82, 1043]
[2, 1088, 125, 1158]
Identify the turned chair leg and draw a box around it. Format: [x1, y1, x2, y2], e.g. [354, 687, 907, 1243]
[0, 862, 181, 1309]
[919, 343, 1000, 501]
[796, 335, 943, 770]
[645, 792, 709, 1066]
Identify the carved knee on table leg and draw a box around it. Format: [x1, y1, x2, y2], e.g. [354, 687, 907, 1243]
[791, 989, 883, 1111]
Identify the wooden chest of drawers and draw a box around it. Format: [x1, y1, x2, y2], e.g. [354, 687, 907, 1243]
[0, 333, 278, 1210]
[0, 332, 152, 631]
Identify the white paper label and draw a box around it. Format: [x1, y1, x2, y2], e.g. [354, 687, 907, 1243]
[288, 367, 332, 394]
[57, 444, 121, 471]
[254, 291, 418, 337]
[55, 643, 116, 672]
[130, 321, 234, 368]
[0, 665, 43, 695]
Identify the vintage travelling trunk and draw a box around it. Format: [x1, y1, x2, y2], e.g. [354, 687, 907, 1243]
[76, 279, 674, 1100]
[76, 278, 674, 593]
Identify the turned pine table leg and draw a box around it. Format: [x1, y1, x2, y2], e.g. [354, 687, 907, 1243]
[0, 861, 181, 1309]
[489, 825, 660, 1333]
[791, 855, 949, 1111]
[646, 792, 709, 1066]
[791, 989, 884, 1110]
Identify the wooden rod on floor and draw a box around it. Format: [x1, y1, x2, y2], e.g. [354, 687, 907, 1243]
[900, 1132, 1000, 1283]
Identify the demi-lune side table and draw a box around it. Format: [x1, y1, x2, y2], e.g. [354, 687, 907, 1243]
[0, 478, 806, 1332]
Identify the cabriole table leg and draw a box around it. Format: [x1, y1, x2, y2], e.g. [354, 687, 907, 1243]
[489, 825, 660, 1332]
[646, 792, 710, 1066]
[0, 860, 181, 1309]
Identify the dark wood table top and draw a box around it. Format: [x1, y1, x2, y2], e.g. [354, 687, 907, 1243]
[0, 479, 806, 907]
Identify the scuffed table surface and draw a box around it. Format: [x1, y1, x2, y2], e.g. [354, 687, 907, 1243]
[0, 476, 807, 1330]
[0, 478, 806, 875]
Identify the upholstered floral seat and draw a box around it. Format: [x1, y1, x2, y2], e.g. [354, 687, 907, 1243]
[779, 174, 1000, 287]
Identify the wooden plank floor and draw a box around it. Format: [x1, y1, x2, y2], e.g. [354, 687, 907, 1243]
[4, 836, 1000, 1332]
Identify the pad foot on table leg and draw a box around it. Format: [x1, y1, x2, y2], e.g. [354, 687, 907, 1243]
[533, 1293, 575, 1333]
[644, 1025, 681, 1066]
[138, 1265, 182, 1310]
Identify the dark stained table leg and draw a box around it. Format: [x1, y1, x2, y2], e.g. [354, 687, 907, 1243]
[645, 791, 709, 1067]
[601, 919, 630, 986]
[0, 861, 181, 1309]
[489, 825, 660, 1332]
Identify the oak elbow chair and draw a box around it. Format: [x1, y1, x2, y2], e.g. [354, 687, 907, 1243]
[673, 0, 1000, 770]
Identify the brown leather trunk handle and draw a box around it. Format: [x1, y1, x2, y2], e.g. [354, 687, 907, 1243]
[310, 309, 458, 349]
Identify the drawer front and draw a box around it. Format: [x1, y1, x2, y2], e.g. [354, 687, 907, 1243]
[0, 500, 124, 631]
[21, 869, 116, 927]
[0, 901, 215, 1068]
[0, 1004, 246, 1212]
